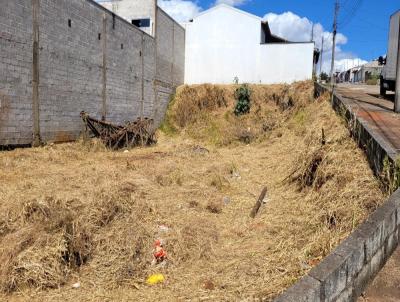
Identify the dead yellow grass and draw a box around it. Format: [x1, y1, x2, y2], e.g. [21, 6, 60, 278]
[161, 82, 313, 146]
[0, 82, 385, 301]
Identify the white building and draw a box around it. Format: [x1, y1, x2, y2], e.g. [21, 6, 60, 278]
[97, 0, 157, 35]
[183, 4, 315, 84]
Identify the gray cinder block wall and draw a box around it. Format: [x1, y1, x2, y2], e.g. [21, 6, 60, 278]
[153, 7, 185, 126]
[0, 0, 34, 145]
[0, 0, 184, 146]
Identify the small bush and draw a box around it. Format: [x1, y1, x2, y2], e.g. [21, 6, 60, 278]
[234, 84, 251, 116]
[366, 78, 378, 85]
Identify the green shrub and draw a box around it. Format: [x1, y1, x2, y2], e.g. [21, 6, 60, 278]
[320, 72, 329, 81]
[366, 79, 378, 85]
[234, 84, 251, 116]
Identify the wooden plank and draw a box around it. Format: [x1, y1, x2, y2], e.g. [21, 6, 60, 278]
[250, 187, 268, 218]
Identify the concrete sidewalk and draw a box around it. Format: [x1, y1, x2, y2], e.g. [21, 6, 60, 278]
[335, 84, 400, 160]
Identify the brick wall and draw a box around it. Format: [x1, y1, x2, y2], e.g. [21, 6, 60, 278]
[0, 0, 184, 146]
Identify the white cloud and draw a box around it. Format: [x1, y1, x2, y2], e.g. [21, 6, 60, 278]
[215, 0, 248, 6]
[263, 11, 365, 73]
[158, 0, 202, 23]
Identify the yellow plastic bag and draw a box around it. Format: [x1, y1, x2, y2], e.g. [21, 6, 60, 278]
[146, 273, 165, 285]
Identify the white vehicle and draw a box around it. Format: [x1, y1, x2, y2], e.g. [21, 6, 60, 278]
[380, 10, 400, 97]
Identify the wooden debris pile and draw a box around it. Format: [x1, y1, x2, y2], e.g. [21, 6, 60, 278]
[80, 111, 157, 149]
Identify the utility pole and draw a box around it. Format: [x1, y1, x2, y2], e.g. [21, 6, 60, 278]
[395, 19, 400, 113]
[320, 36, 324, 77]
[310, 23, 316, 78]
[310, 23, 314, 42]
[330, 0, 339, 87]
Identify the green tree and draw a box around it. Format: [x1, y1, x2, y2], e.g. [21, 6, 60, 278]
[320, 72, 328, 81]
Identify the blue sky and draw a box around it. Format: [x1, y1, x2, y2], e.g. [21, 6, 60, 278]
[99, 0, 399, 72]
[225, 0, 398, 62]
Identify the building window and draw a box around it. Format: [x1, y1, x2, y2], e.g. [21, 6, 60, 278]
[132, 18, 150, 28]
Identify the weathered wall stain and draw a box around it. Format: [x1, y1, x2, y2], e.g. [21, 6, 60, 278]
[0, 91, 11, 132]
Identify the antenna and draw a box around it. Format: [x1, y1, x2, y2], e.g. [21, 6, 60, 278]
[319, 36, 324, 76]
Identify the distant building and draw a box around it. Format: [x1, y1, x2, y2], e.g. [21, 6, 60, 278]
[353, 60, 383, 83]
[183, 4, 314, 84]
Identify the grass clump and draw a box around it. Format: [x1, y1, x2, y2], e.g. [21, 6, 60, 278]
[234, 84, 251, 116]
[382, 156, 400, 193]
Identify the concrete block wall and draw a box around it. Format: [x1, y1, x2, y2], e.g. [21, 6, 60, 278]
[105, 13, 144, 124]
[173, 23, 185, 85]
[0, 0, 184, 146]
[153, 7, 185, 126]
[38, 0, 104, 142]
[273, 84, 400, 301]
[156, 8, 174, 85]
[0, 0, 34, 145]
[143, 34, 156, 117]
[274, 189, 400, 302]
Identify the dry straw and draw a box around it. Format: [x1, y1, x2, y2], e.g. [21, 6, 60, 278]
[0, 81, 385, 301]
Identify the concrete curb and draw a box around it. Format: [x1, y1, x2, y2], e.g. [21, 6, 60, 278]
[273, 83, 400, 302]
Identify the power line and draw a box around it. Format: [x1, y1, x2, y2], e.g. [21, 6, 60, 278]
[339, 0, 364, 28]
[344, 24, 388, 33]
[347, 16, 389, 31]
[340, 0, 362, 19]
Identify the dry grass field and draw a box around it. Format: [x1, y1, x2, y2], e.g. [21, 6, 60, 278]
[0, 82, 385, 301]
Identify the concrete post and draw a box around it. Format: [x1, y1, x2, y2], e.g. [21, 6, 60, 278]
[32, 0, 41, 146]
[172, 23, 175, 86]
[141, 33, 144, 119]
[102, 13, 107, 120]
[395, 19, 400, 113]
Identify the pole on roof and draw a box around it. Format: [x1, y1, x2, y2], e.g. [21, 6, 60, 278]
[310, 22, 314, 42]
[319, 36, 324, 77]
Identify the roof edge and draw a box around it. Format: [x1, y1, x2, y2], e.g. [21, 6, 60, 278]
[193, 3, 263, 22]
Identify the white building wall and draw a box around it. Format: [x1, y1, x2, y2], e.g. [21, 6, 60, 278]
[184, 5, 314, 84]
[99, 0, 156, 35]
[256, 44, 314, 84]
